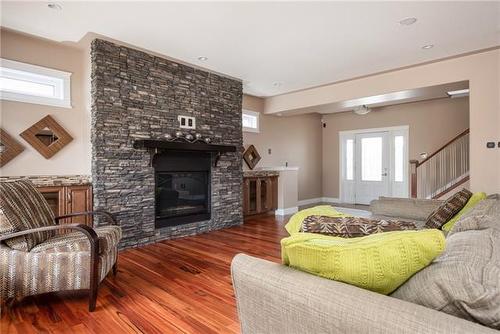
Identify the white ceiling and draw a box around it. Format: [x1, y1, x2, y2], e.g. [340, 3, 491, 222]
[1, 1, 499, 97]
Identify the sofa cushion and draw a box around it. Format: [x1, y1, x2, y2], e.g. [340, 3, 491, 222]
[448, 199, 500, 235]
[0, 180, 55, 251]
[441, 192, 487, 232]
[30, 225, 122, 255]
[425, 188, 472, 229]
[300, 215, 417, 237]
[370, 197, 442, 222]
[281, 229, 445, 295]
[392, 221, 500, 329]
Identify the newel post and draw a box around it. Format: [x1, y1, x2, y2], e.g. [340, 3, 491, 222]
[409, 160, 419, 198]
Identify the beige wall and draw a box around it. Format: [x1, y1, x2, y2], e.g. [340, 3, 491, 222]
[243, 95, 323, 201]
[0, 29, 91, 176]
[322, 97, 469, 198]
[265, 48, 500, 194]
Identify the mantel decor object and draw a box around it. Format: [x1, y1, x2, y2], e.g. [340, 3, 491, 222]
[243, 145, 261, 170]
[20, 115, 73, 159]
[0, 128, 25, 167]
[134, 135, 236, 167]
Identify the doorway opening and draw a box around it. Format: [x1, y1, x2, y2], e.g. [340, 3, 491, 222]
[339, 126, 409, 204]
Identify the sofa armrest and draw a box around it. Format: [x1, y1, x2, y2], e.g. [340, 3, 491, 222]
[369, 197, 443, 221]
[231, 254, 496, 334]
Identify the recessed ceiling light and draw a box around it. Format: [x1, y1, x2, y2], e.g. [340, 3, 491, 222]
[47, 3, 62, 10]
[446, 89, 469, 98]
[399, 17, 417, 26]
[272, 81, 283, 87]
[197, 56, 208, 61]
[422, 44, 434, 50]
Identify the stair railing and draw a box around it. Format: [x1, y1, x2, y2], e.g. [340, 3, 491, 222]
[410, 129, 469, 199]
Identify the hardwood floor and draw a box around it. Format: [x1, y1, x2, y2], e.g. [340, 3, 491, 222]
[0, 215, 288, 334]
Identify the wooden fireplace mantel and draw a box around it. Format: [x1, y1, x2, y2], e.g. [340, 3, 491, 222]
[133, 139, 237, 167]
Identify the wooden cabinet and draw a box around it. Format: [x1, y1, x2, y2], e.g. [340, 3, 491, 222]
[243, 176, 278, 216]
[38, 185, 93, 226]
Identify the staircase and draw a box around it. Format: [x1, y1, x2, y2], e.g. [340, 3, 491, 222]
[410, 129, 469, 199]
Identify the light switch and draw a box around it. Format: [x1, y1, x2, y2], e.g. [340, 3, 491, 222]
[178, 115, 196, 129]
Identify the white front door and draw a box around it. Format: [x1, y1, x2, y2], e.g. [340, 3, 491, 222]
[354, 131, 390, 205]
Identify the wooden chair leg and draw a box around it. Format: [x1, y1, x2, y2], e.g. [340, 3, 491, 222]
[89, 284, 98, 312]
[88, 240, 100, 312]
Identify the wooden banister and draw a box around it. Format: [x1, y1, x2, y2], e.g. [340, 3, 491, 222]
[416, 128, 469, 167]
[410, 128, 470, 199]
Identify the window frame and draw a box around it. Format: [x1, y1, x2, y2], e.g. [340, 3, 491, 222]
[0, 58, 72, 108]
[242, 109, 260, 133]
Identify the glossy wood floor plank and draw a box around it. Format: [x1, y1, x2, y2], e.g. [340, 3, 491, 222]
[1, 215, 287, 333]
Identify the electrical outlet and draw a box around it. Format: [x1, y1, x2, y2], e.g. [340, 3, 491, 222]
[486, 142, 495, 148]
[268, 148, 272, 154]
[178, 115, 196, 129]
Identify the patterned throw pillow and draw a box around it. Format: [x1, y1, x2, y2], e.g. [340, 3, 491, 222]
[300, 215, 418, 237]
[0, 180, 55, 251]
[425, 189, 472, 229]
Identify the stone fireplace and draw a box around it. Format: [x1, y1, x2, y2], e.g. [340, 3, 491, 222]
[154, 151, 211, 229]
[91, 39, 243, 249]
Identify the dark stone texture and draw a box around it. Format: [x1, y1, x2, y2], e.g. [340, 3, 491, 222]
[90, 39, 243, 249]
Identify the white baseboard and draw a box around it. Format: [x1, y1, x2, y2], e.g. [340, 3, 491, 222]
[297, 197, 340, 206]
[321, 197, 340, 203]
[297, 197, 323, 206]
[275, 206, 299, 216]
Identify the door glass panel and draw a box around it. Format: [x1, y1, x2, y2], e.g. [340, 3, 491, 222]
[361, 137, 382, 181]
[346, 139, 354, 180]
[394, 135, 404, 182]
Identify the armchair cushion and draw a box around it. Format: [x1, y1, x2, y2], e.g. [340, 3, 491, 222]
[0, 242, 118, 299]
[30, 225, 122, 255]
[0, 180, 55, 251]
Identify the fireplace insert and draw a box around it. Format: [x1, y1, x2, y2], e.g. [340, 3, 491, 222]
[153, 151, 211, 228]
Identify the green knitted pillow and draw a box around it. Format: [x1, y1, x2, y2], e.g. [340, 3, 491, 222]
[281, 229, 445, 294]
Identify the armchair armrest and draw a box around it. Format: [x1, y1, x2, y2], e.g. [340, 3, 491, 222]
[55, 210, 118, 225]
[0, 223, 98, 244]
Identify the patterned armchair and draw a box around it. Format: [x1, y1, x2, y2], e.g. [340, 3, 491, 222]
[0, 180, 121, 311]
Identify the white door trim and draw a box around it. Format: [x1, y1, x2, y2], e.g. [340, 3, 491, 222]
[339, 125, 409, 136]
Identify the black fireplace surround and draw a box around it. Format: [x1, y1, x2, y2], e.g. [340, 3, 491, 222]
[153, 151, 211, 228]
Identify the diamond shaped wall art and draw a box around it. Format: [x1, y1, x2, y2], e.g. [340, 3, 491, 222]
[243, 144, 261, 170]
[0, 128, 25, 167]
[20, 115, 73, 159]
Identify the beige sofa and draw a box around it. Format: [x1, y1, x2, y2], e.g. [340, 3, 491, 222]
[232, 197, 499, 334]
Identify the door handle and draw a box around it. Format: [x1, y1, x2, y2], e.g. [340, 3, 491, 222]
[381, 173, 388, 176]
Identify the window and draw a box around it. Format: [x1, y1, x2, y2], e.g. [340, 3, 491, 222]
[346, 139, 354, 180]
[0, 58, 71, 108]
[242, 110, 259, 133]
[394, 135, 404, 182]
